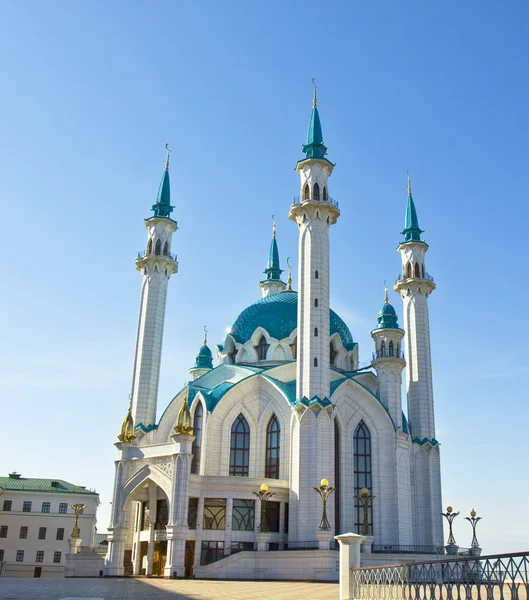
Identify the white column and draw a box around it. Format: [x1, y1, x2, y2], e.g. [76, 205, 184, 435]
[335, 533, 365, 600]
[225, 498, 233, 555]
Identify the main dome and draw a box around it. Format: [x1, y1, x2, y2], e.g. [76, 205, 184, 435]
[230, 291, 355, 350]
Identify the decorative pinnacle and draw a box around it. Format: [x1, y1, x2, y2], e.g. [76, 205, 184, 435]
[165, 143, 171, 171]
[286, 257, 293, 291]
[384, 281, 389, 304]
[407, 169, 412, 196]
[312, 78, 317, 108]
[272, 214, 276, 238]
[203, 325, 208, 346]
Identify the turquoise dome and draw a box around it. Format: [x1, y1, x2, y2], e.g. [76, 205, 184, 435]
[230, 291, 355, 350]
[373, 301, 402, 331]
[194, 343, 213, 369]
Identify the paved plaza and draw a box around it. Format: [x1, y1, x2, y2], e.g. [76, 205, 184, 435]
[0, 577, 339, 600]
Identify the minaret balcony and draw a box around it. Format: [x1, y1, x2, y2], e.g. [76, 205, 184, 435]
[293, 195, 339, 210]
[395, 272, 434, 285]
[373, 349, 405, 360]
[137, 250, 177, 262]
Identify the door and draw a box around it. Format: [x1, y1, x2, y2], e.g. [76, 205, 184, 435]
[185, 540, 195, 578]
[34, 566, 42, 578]
[152, 541, 167, 577]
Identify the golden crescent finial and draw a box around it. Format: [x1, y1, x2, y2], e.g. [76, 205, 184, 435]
[165, 144, 171, 171]
[286, 257, 293, 291]
[203, 325, 208, 345]
[272, 214, 276, 238]
[384, 281, 389, 304]
[312, 78, 317, 108]
[407, 169, 412, 196]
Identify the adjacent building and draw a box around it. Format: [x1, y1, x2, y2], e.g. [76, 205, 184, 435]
[0, 472, 99, 577]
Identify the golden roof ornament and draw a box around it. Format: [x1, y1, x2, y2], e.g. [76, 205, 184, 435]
[272, 214, 276, 239]
[165, 143, 171, 172]
[407, 169, 412, 196]
[384, 281, 389, 304]
[174, 394, 193, 435]
[286, 257, 293, 291]
[203, 325, 208, 346]
[312, 78, 317, 108]
[117, 407, 135, 443]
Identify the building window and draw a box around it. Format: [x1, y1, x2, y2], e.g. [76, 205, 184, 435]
[256, 335, 269, 360]
[389, 341, 394, 357]
[284, 502, 289, 534]
[229, 414, 250, 477]
[36, 551, 44, 563]
[304, 183, 310, 200]
[0, 526, 7, 538]
[155, 239, 162, 255]
[203, 499, 226, 530]
[140, 502, 150, 531]
[41, 502, 51, 513]
[23, 501, 32, 512]
[315, 270, 319, 279]
[53, 551, 61, 564]
[147, 239, 153, 254]
[264, 501, 280, 532]
[335, 419, 340, 534]
[38, 527, 47, 540]
[58, 503, 68, 514]
[16, 550, 24, 562]
[191, 403, 203, 474]
[323, 185, 328, 202]
[163, 240, 169, 256]
[354, 421, 373, 534]
[19, 526, 27, 539]
[313, 182, 320, 201]
[380, 341, 386, 357]
[231, 541, 254, 554]
[422, 265, 425, 278]
[314, 357, 318, 367]
[200, 541, 224, 565]
[330, 342, 338, 366]
[154, 499, 169, 530]
[232, 499, 255, 531]
[415, 262, 420, 278]
[188, 498, 198, 530]
[0, 550, 4, 561]
[406, 262, 412, 278]
[2, 500, 12, 511]
[314, 327, 318, 337]
[56, 528, 65, 541]
[314, 298, 318, 307]
[265, 415, 280, 479]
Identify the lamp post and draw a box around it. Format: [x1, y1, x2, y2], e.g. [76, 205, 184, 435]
[358, 488, 375, 535]
[465, 509, 482, 552]
[313, 479, 335, 531]
[441, 505, 460, 554]
[69, 504, 87, 539]
[253, 484, 275, 532]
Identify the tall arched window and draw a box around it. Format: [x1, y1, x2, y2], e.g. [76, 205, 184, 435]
[155, 239, 162, 256]
[323, 186, 328, 202]
[304, 183, 310, 200]
[330, 342, 338, 366]
[406, 262, 412, 278]
[334, 419, 340, 534]
[314, 327, 318, 337]
[230, 414, 250, 476]
[389, 341, 394, 357]
[415, 262, 420, 278]
[265, 415, 280, 479]
[191, 403, 203, 474]
[315, 270, 319, 279]
[354, 421, 372, 534]
[422, 265, 425, 278]
[380, 341, 386, 357]
[314, 298, 318, 307]
[147, 239, 153, 255]
[313, 182, 320, 201]
[163, 241, 169, 256]
[256, 336, 269, 361]
[314, 357, 318, 367]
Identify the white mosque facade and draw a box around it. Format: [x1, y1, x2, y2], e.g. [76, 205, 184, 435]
[104, 94, 443, 579]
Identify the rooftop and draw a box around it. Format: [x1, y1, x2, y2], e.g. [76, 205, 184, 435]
[0, 472, 98, 495]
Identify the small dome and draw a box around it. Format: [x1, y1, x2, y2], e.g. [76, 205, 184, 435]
[194, 343, 213, 369]
[230, 291, 355, 350]
[373, 300, 401, 331]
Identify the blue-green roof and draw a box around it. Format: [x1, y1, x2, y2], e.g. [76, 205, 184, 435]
[302, 107, 327, 159]
[401, 193, 423, 243]
[372, 300, 402, 332]
[150, 168, 174, 218]
[0, 474, 98, 495]
[230, 290, 355, 350]
[264, 235, 283, 281]
[193, 343, 213, 369]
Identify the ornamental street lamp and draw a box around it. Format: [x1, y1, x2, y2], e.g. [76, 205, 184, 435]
[253, 484, 275, 532]
[69, 503, 87, 539]
[313, 479, 335, 531]
[441, 506, 460, 545]
[465, 509, 482, 548]
[358, 488, 375, 535]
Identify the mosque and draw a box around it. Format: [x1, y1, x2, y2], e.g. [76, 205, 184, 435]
[104, 90, 443, 579]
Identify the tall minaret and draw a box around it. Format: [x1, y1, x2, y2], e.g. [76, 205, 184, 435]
[259, 218, 286, 297]
[394, 177, 443, 547]
[288, 83, 340, 402]
[130, 148, 178, 430]
[394, 176, 435, 440]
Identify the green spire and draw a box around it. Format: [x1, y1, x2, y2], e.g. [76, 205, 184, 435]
[264, 217, 283, 281]
[372, 285, 402, 331]
[301, 80, 328, 160]
[150, 145, 174, 219]
[194, 327, 213, 369]
[401, 176, 424, 243]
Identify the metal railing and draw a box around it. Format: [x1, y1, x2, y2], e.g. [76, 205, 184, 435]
[292, 195, 339, 209]
[371, 545, 443, 555]
[372, 350, 405, 361]
[137, 250, 177, 261]
[351, 550, 529, 600]
[395, 272, 435, 284]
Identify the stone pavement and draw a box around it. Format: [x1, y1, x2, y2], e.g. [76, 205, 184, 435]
[0, 577, 339, 600]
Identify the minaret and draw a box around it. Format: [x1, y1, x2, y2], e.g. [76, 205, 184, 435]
[394, 177, 443, 548]
[130, 148, 178, 430]
[393, 176, 435, 440]
[189, 327, 213, 380]
[288, 83, 340, 402]
[259, 217, 286, 297]
[371, 285, 406, 429]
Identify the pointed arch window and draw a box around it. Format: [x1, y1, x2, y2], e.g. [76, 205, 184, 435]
[314, 327, 318, 337]
[315, 270, 319, 279]
[334, 419, 340, 533]
[323, 185, 328, 202]
[256, 336, 269, 361]
[147, 239, 153, 255]
[314, 357, 318, 367]
[406, 262, 412, 278]
[155, 239, 162, 256]
[191, 403, 203, 474]
[330, 342, 337, 366]
[414, 262, 420, 278]
[304, 183, 310, 200]
[230, 414, 250, 477]
[380, 340, 386, 357]
[265, 415, 280, 479]
[389, 341, 394, 357]
[313, 182, 320, 201]
[422, 265, 425, 278]
[354, 421, 372, 534]
[163, 241, 169, 256]
[314, 298, 318, 307]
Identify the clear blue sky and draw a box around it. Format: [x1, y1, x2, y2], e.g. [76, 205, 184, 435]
[1, 1, 527, 553]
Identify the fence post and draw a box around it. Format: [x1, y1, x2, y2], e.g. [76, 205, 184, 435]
[334, 533, 365, 600]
